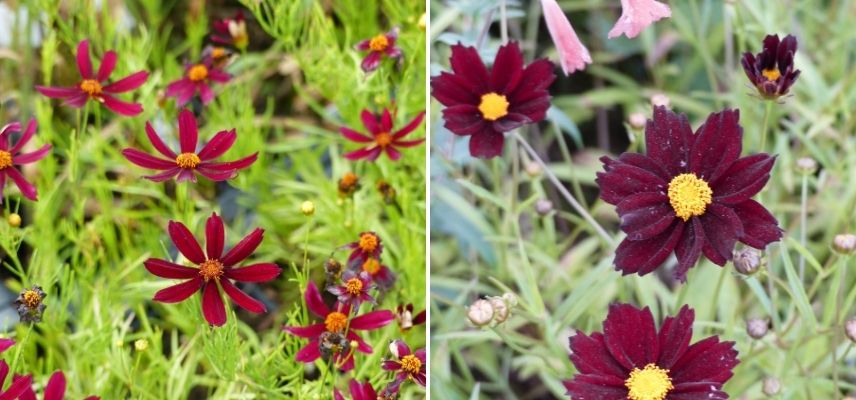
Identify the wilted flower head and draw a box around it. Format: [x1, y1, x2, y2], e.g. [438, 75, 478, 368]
[741, 34, 800, 100]
[540, 0, 591, 75]
[15, 285, 46, 323]
[0, 119, 51, 202]
[395, 303, 426, 332]
[608, 0, 672, 39]
[355, 28, 402, 73]
[165, 57, 231, 107]
[345, 232, 383, 266]
[36, 39, 149, 116]
[211, 11, 249, 50]
[341, 108, 425, 161]
[338, 172, 360, 198]
[324, 258, 345, 284]
[355, 257, 397, 290]
[383, 340, 426, 387]
[377, 180, 397, 204]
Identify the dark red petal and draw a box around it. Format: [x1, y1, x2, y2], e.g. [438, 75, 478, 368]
[688, 109, 742, 183]
[205, 212, 225, 259]
[670, 383, 729, 399]
[614, 220, 683, 276]
[733, 199, 782, 249]
[153, 277, 202, 303]
[740, 52, 757, 83]
[380, 109, 393, 132]
[62, 93, 89, 108]
[448, 44, 490, 93]
[96, 51, 117, 82]
[35, 86, 79, 99]
[10, 119, 37, 154]
[777, 35, 797, 69]
[0, 373, 33, 400]
[178, 109, 199, 153]
[346, 330, 372, 353]
[392, 111, 426, 139]
[4, 167, 38, 201]
[393, 340, 411, 357]
[199, 83, 215, 104]
[355, 39, 370, 50]
[344, 146, 381, 161]
[508, 58, 555, 104]
[384, 146, 401, 161]
[208, 69, 231, 83]
[225, 263, 281, 282]
[360, 110, 381, 135]
[143, 168, 181, 182]
[101, 95, 143, 116]
[165, 79, 196, 106]
[490, 41, 524, 94]
[198, 153, 257, 171]
[596, 156, 667, 205]
[76, 39, 94, 79]
[220, 228, 264, 266]
[673, 218, 705, 281]
[122, 148, 176, 170]
[563, 375, 628, 399]
[670, 336, 739, 385]
[220, 279, 265, 313]
[44, 371, 66, 400]
[569, 332, 627, 379]
[645, 106, 694, 176]
[283, 323, 325, 338]
[616, 192, 675, 240]
[508, 96, 550, 124]
[196, 168, 237, 181]
[168, 220, 206, 264]
[144, 122, 177, 159]
[304, 282, 330, 318]
[202, 282, 227, 326]
[442, 105, 488, 136]
[492, 113, 532, 132]
[341, 127, 374, 143]
[294, 340, 321, 362]
[699, 203, 743, 264]
[602, 303, 659, 369]
[760, 34, 780, 69]
[361, 52, 382, 72]
[349, 309, 394, 330]
[381, 360, 400, 371]
[13, 144, 51, 165]
[0, 338, 14, 353]
[656, 305, 695, 369]
[430, 72, 480, 106]
[712, 154, 775, 204]
[103, 71, 149, 93]
[468, 129, 504, 158]
[144, 258, 198, 279]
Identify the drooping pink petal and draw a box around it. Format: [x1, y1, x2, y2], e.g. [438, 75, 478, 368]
[10, 119, 37, 154]
[76, 39, 94, 79]
[198, 153, 258, 171]
[102, 94, 143, 116]
[196, 168, 237, 181]
[143, 168, 181, 182]
[103, 71, 149, 93]
[205, 212, 225, 259]
[168, 220, 206, 264]
[177, 109, 199, 153]
[225, 263, 281, 282]
[608, 0, 672, 39]
[144, 258, 199, 279]
[13, 144, 51, 165]
[541, 0, 592, 75]
[43, 371, 66, 400]
[303, 282, 330, 318]
[4, 167, 38, 201]
[35, 86, 79, 99]
[197, 130, 237, 161]
[201, 282, 227, 326]
[97, 51, 118, 82]
[153, 277, 202, 303]
[144, 122, 177, 159]
[220, 279, 266, 313]
[220, 228, 264, 266]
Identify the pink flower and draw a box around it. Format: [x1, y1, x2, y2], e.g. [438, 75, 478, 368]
[36, 39, 149, 116]
[540, 0, 591, 75]
[211, 11, 249, 50]
[165, 58, 231, 107]
[608, 0, 672, 39]
[0, 119, 51, 202]
[333, 380, 377, 400]
[21, 371, 100, 400]
[355, 28, 403, 73]
[341, 108, 425, 161]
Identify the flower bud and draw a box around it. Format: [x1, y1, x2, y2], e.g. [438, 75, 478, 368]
[762, 377, 781, 395]
[300, 200, 315, 216]
[7, 213, 21, 227]
[746, 318, 769, 339]
[502, 292, 519, 308]
[845, 318, 856, 343]
[795, 157, 818, 174]
[650, 93, 670, 107]
[525, 162, 542, 177]
[466, 299, 494, 327]
[733, 248, 762, 275]
[134, 339, 149, 352]
[488, 297, 509, 323]
[418, 13, 427, 31]
[536, 199, 554, 216]
[628, 112, 646, 130]
[833, 234, 856, 255]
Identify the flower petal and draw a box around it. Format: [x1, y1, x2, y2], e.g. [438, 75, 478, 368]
[656, 305, 695, 369]
[225, 263, 281, 282]
[392, 111, 426, 140]
[602, 303, 659, 369]
[673, 217, 705, 281]
[645, 106, 694, 177]
[4, 167, 38, 201]
[197, 130, 238, 161]
[596, 155, 667, 205]
[733, 199, 782, 249]
[449, 44, 490, 93]
[196, 167, 237, 181]
[144, 258, 199, 279]
[97, 51, 117, 82]
[490, 41, 524, 93]
[607, 0, 672, 39]
[614, 220, 684, 276]
[144, 122, 177, 159]
[178, 109, 199, 153]
[35, 86, 79, 99]
[283, 323, 325, 338]
[468, 129, 505, 159]
[712, 154, 775, 204]
[102, 94, 143, 116]
[688, 108, 742, 183]
[9, 118, 36, 154]
[43, 371, 66, 400]
[103, 71, 149, 93]
[198, 153, 258, 171]
[430, 71, 480, 106]
[541, 0, 592, 75]
[341, 127, 374, 143]
[205, 212, 225, 259]
[303, 282, 329, 318]
[77, 39, 94, 79]
[569, 332, 627, 379]
[698, 203, 743, 265]
[201, 282, 227, 326]
[349, 309, 394, 330]
[122, 148, 176, 170]
[669, 336, 739, 385]
[616, 192, 675, 240]
[442, 105, 488, 136]
[361, 52, 382, 72]
[153, 277, 202, 303]
[143, 168, 181, 182]
[221, 228, 264, 266]
[220, 279, 266, 313]
[344, 146, 381, 161]
[168, 220, 206, 264]
[361, 110, 381, 135]
[13, 144, 51, 165]
[380, 108, 393, 132]
[294, 341, 321, 363]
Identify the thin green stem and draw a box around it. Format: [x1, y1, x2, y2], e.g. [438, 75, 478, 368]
[833, 255, 849, 399]
[499, 0, 508, 44]
[799, 172, 809, 280]
[760, 100, 774, 152]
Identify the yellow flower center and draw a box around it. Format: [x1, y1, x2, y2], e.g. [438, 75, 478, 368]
[369, 34, 389, 52]
[188, 64, 209, 82]
[345, 278, 364, 295]
[400, 354, 422, 375]
[625, 364, 673, 400]
[358, 233, 379, 252]
[478, 92, 509, 121]
[340, 172, 358, 186]
[667, 173, 713, 221]
[0, 150, 12, 170]
[79, 79, 102, 97]
[362, 258, 381, 275]
[175, 152, 201, 169]
[22, 290, 42, 308]
[198, 259, 224, 281]
[761, 68, 781, 81]
[376, 132, 393, 148]
[325, 311, 348, 333]
[212, 47, 227, 59]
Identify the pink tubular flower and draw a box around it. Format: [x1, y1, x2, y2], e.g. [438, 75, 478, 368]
[211, 11, 249, 50]
[355, 28, 402, 73]
[0, 119, 51, 202]
[382, 340, 426, 387]
[165, 58, 231, 107]
[540, 0, 592, 75]
[144, 212, 281, 326]
[122, 109, 257, 183]
[283, 282, 394, 372]
[21, 371, 100, 400]
[608, 0, 672, 39]
[341, 108, 425, 161]
[333, 380, 377, 400]
[36, 39, 149, 116]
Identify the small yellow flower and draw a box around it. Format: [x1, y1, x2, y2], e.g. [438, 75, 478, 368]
[301, 201, 316, 216]
[7, 213, 21, 227]
[134, 339, 149, 352]
[418, 13, 427, 31]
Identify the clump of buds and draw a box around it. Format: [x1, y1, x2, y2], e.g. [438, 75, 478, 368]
[466, 293, 518, 327]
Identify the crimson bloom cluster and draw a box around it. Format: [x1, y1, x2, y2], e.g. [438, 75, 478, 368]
[0, 340, 99, 399]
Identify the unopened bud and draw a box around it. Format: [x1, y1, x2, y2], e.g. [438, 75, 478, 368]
[488, 297, 509, 323]
[628, 112, 646, 130]
[833, 234, 856, 255]
[536, 199, 553, 216]
[525, 162, 542, 177]
[746, 318, 769, 339]
[301, 201, 316, 216]
[650, 93, 671, 107]
[502, 292, 518, 307]
[466, 299, 494, 327]
[845, 318, 856, 342]
[762, 377, 781, 395]
[418, 13, 427, 31]
[795, 157, 818, 174]
[7, 213, 21, 227]
[733, 248, 762, 275]
[134, 339, 148, 352]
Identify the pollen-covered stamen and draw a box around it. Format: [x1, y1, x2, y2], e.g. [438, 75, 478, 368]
[761, 68, 781, 81]
[358, 233, 379, 252]
[369, 34, 389, 52]
[325, 311, 348, 333]
[667, 173, 713, 221]
[375, 132, 393, 148]
[345, 278, 364, 295]
[400, 354, 422, 376]
[478, 92, 510, 121]
[625, 364, 673, 400]
[362, 258, 380, 275]
[22, 290, 42, 308]
[0, 150, 12, 169]
[188, 64, 209, 82]
[79, 79, 103, 97]
[198, 259, 224, 281]
[175, 152, 201, 169]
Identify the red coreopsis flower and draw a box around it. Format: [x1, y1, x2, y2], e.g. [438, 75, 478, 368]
[144, 212, 281, 326]
[395, 303, 426, 332]
[355, 28, 402, 73]
[430, 41, 555, 158]
[211, 11, 249, 50]
[36, 39, 149, 116]
[328, 271, 375, 307]
[341, 108, 425, 161]
[741, 34, 800, 100]
[345, 232, 383, 267]
[382, 340, 426, 387]
[165, 57, 231, 107]
[122, 109, 257, 183]
[564, 304, 738, 400]
[0, 119, 51, 202]
[283, 282, 394, 371]
[22, 371, 100, 400]
[354, 257, 397, 290]
[596, 106, 782, 281]
[334, 380, 377, 400]
[0, 367, 31, 399]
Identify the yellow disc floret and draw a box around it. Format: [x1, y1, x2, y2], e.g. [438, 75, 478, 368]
[667, 173, 713, 221]
[761, 68, 781, 81]
[400, 354, 422, 375]
[375, 132, 393, 148]
[188, 64, 209, 82]
[345, 278, 364, 295]
[369, 34, 389, 52]
[79, 79, 102, 97]
[625, 364, 674, 400]
[478, 92, 509, 121]
[358, 233, 379, 252]
[325, 311, 348, 333]
[176, 152, 201, 169]
[198, 259, 224, 281]
[22, 289, 42, 308]
[362, 258, 380, 275]
[0, 150, 12, 170]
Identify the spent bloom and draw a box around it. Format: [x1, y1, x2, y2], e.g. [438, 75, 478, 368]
[144, 212, 281, 326]
[15, 285, 46, 323]
[608, 0, 672, 39]
[338, 172, 360, 198]
[741, 34, 800, 99]
[355, 257, 397, 290]
[0, 119, 51, 202]
[341, 108, 425, 161]
[122, 109, 257, 182]
[383, 340, 427, 387]
[345, 232, 383, 267]
[395, 303, 426, 332]
[36, 39, 149, 116]
[165, 57, 231, 107]
[540, 0, 591, 75]
[431, 42, 555, 158]
[328, 271, 375, 308]
[564, 304, 738, 399]
[211, 11, 249, 50]
[22, 371, 100, 400]
[596, 106, 782, 281]
[355, 28, 402, 73]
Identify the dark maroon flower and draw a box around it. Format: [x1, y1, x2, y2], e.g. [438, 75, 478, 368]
[741, 34, 800, 99]
[395, 303, 426, 332]
[0, 119, 51, 202]
[596, 106, 782, 281]
[165, 57, 231, 107]
[341, 108, 425, 161]
[21, 371, 100, 400]
[283, 282, 394, 372]
[430, 41, 555, 158]
[144, 212, 281, 326]
[382, 340, 426, 387]
[564, 304, 738, 400]
[328, 271, 375, 307]
[211, 11, 249, 50]
[355, 28, 402, 73]
[345, 232, 383, 267]
[353, 257, 397, 291]
[36, 39, 148, 116]
[334, 380, 377, 400]
[122, 109, 257, 183]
